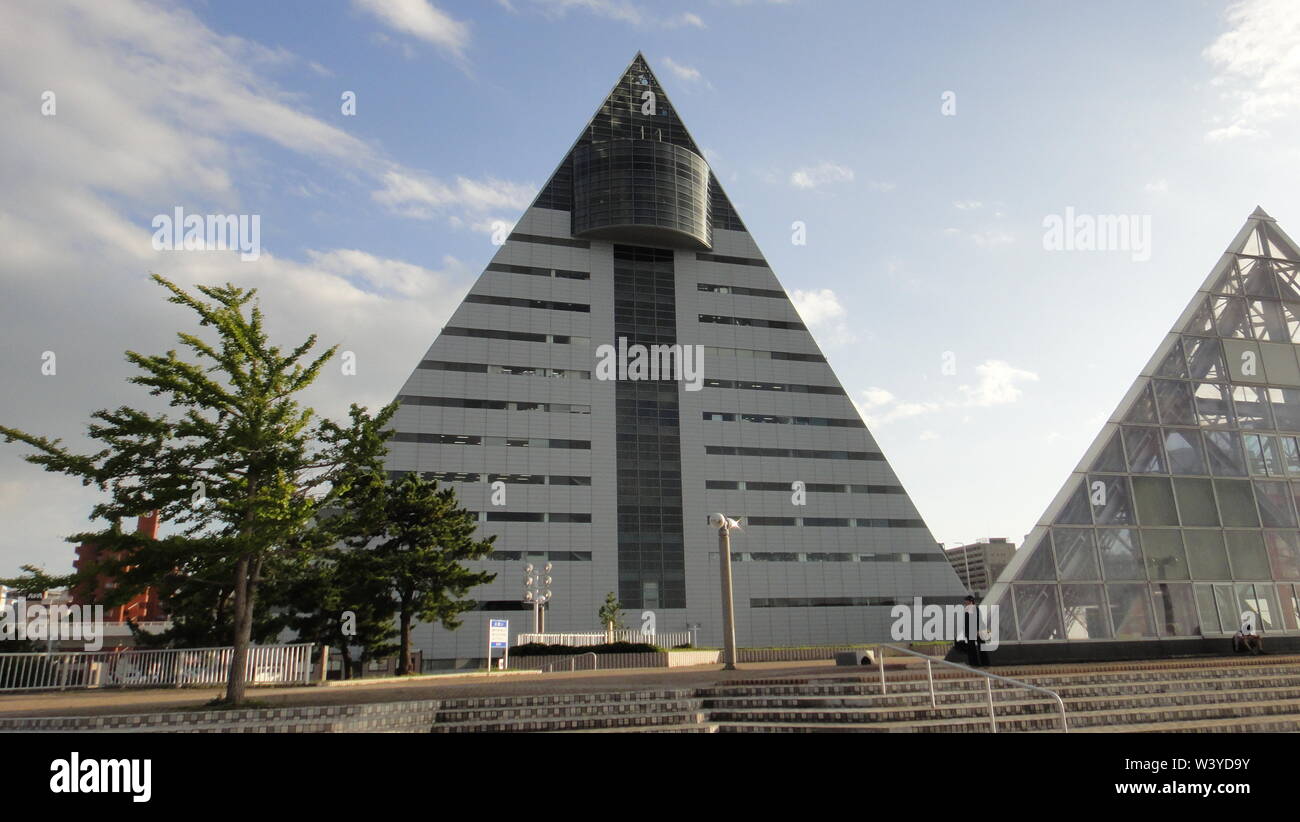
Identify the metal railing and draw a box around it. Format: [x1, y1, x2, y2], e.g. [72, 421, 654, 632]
[516, 630, 693, 648]
[876, 643, 1069, 733]
[0, 643, 315, 692]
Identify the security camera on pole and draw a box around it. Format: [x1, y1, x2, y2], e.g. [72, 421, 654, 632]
[709, 513, 742, 671]
[523, 562, 554, 633]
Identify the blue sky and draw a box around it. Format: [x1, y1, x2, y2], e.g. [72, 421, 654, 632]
[1, 0, 1298, 575]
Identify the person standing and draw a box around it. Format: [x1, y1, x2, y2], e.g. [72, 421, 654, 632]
[962, 595, 990, 667]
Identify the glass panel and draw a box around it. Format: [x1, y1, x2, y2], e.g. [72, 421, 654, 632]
[1173, 477, 1219, 526]
[1183, 298, 1217, 336]
[1052, 528, 1100, 580]
[1205, 431, 1247, 476]
[1123, 383, 1159, 424]
[1164, 429, 1207, 475]
[1142, 529, 1188, 579]
[1266, 531, 1300, 579]
[1132, 477, 1179, 525]
[1269, 388, 1300, 432]
[1209, 264, 1242, 295]
[1061, 584, 1111, 639]
[1215, 479, 1260, 526]
[1281, 583, 1300, 630]
[1193, 383, 1235, 428]
[983, 588, 1018, 642]
[1184, 530, 1231, 579]
[1214, 295, 1253, 338]
[1014, 584, 1064, 640]
[1250, 299, 1289, 341]
[1054, 478, 1093, 525]
[1089, 429, 1127, 472]
[1233, 386, 1273, 430]
[1087, 474, 1135, 525]
[1279, 435, 1300, 475]
[1243, 433, 1269, 475]
[1213, 584, 1239, 633]
[1122, 426, 1165, 473]
[1156, 340, 1187, 378]
[1242, 259, 1281, 297]
[1226, 530, 1271, 578]
[1194, 585, 1220, 634]
[1098, 528, 1144, 580]
[1108, 583, 1157, 638]
[1254, 480, 1297, 527]
[1283, 303, 1300, 341]
[1151, 583, 1198, 637]
[1153, 379, 1196, 425]
[1238, 582, 1282, 631]
[1014, 535, 1057, 580]
[1184, 336, 1225, 379]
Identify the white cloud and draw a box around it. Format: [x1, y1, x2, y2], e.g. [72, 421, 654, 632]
[944, 228, 1014, 247]
[790, 287, 856, 346]
[852, 389, 941, 427]
[959, 360, 1039, 407]
[662, 56, 706, 84]
[353, 0, 471, 57]
[953, 200, 983, 210]
[790, 162, 855, 190]
[373, 171, 537, 222]
[1204, 0, 1300, 141]
[1144, 180, 1169, 193]
[506, 0, 704, 27]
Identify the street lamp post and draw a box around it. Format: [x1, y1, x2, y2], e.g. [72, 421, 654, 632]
[710, 514, 741, 671]
[523, 562, 553, 634]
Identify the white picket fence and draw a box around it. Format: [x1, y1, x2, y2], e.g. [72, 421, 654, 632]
[0, 643, 315, 692]
[516, 630, 694, 648]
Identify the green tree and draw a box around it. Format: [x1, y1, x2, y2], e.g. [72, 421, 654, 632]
[598, 592, 624, 640]
[0, 275, 395, 704]
[282, 546, 397, 679]
[336, 472, 496, 675]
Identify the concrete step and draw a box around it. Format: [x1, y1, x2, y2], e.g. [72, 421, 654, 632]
[436, 688, 696, 710]
[435, 699, 703, 723]
[430, 711, 707, 733]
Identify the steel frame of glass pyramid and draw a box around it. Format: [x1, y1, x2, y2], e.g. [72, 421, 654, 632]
[387, 53, 967, 663]
[984, 208, 1300, 664]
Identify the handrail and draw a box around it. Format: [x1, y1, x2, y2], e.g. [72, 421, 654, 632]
[875, 644, 1068, 733]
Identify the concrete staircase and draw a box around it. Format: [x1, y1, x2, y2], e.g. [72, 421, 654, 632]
[428, 655, 1300, 733]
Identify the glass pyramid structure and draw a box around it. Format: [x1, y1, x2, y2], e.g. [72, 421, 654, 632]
[387, 53, 966, 661]
[987, 208, 1300, 660]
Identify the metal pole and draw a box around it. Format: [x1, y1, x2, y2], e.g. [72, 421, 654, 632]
[986, 676, 997, 733]
[926, 659, 936, 708]
[878, 646, 886, 695]
[718, 524, 738, 671]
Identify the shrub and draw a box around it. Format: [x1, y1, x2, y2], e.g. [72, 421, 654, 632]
[509, 641, 661, 656]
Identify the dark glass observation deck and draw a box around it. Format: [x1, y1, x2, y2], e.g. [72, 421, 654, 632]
[572, 139, 712, 250]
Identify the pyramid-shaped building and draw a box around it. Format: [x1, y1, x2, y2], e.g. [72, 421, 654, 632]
[390, 54, 966, 662]
[987, 208, 1300, 662]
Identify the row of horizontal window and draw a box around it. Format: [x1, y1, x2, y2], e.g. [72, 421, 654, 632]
[486, 262, 589, 280]
[715, 552, 947, 563]
[751, 596, 967, 609]
[479, 512, 592, 523]
[419, 360, 592, 379]
[706, 480, 906, 494]
[996, 581, 1300, 641]
[713, 515, 926, 528]
[397, 395, 591, 414]
[483, 551, 592, 562]
[696, 252, 768, 268]
[699, 313, 806, 331]
[1018, 526, 1300, 582]
[506, 232, 590, 249]
[388, 471, 592, 486]
[442, 327, 591, 345]
[703, 411, 865, 428]
[697, 283, 785, 299]
[1060, 474, 1300, 531]
[465, 294, 590, 313]
[702, 345, 825, 363]
[703, 378, 843, 395]
[1186, 294, 1300, 344]
[706, 445, 885, 461]
[390, 433, 590, 449]
[1127, 378, 1300, 430]
[1097, 426, 1294, 477]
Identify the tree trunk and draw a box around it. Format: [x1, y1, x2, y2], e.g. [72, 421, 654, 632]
[398, 606, 412, 676]
[224, 555, 250, 704]
[341, 644, 353, 680]
[224, 555, 262, 705]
